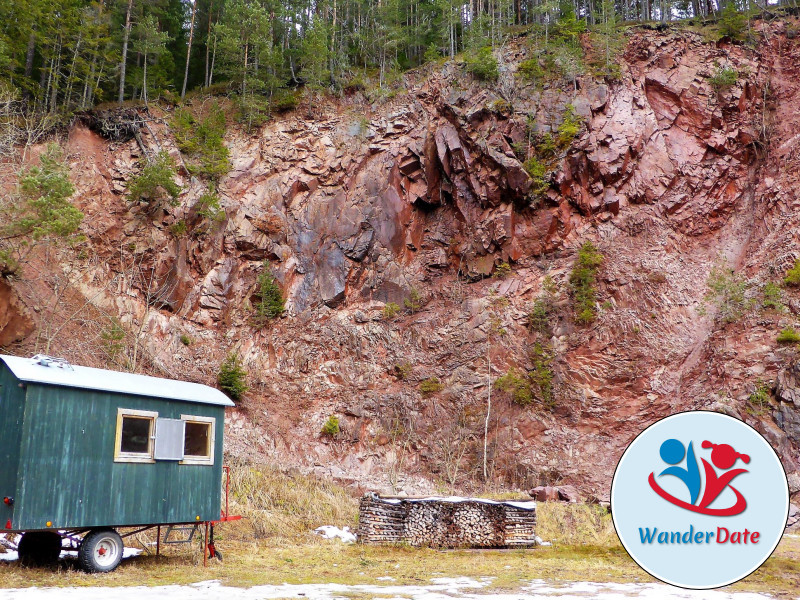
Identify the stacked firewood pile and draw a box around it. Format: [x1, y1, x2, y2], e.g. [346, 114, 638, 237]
[358, 493, 537, 547]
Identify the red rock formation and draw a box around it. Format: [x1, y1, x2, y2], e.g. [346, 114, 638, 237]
[3, 22, 800, 500]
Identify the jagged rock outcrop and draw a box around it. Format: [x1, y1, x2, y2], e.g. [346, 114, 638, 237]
[4, 21, 800, 498]
[0, 280, 34, 346]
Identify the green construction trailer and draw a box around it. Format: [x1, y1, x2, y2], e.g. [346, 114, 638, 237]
[0, 354, 237, 572]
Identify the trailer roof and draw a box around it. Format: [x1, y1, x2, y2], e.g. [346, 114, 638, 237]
[0, 354, 235, 407]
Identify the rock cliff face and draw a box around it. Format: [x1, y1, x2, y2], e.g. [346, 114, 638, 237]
[3, 21, 800, 499]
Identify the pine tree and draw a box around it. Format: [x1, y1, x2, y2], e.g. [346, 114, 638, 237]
[132, 14, 171, 105]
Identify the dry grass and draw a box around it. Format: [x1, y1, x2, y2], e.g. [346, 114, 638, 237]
[536, 503, 617, 546]
[0, 466, 798, 595]
[1, 536, 798, 593]
[224, 459, 359, 540]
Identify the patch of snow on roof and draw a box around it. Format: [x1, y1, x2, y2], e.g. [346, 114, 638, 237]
[0, 354, 234, 407]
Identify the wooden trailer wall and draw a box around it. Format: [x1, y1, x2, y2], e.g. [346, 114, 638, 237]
[9, 382, 226, 531]
[0, 354, 232, 533]
[0, 365, 26, 529]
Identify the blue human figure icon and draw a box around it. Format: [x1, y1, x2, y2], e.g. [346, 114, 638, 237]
[658, 438, 701, 505]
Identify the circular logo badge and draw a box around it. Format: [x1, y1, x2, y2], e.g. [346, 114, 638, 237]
[611, 411, 789, 589]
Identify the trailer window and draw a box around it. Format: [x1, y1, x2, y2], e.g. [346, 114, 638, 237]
[114, 409, 157, 463]
[181, 415, 215, 465]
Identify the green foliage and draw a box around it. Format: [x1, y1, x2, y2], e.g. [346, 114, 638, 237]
[236, 94, 271, 131]
[552, 2, 588, 44]
[493, 262, 512, 279]
[218, 352, 248, 401]
[588, 0, 622, 80]
[300, 20, 331, 91]
[343, 71, 367, 92]
[383, 302, 401, 319]
[101, 318, 126, 363]
[709, 65, 738, 90]
[557, 105, 582, 148]
[494, 343, 554, 409]
[521, 105, 581, 203]
[214, 0, 285, 127]
[179, 334, 192, 346]
[321, 415, 341, 437]
[544, 45, 585, 83]
[1, 144, 82, 274]
[173, 103, 230, 181]
[528, 276, 557, 336]
[419, 377, 444, 397]
[12, 144, 82, 241]
[195, 192, 225, 223]
[784, 260, 800, 287]
[718, 1, 748, 42]
[127, 151, 181, 209]
[569, 242, 603, 324]
[424, 43, 441, 63]
[495, 368, 534, 405]
[169, 220, 188, 237]
[271, 89, 300, 112]
[132, 14, 171, 105]
[404, 288, 423, 313]
[523, 155, 550, 197]
[0, 0, 764, 121]
[488, 99, 512, 116]
[762, 282, 784, 312]
[705, 264, 751, 323]
[535, 133, 559, 159]
[777, 328, 800, 345]
[393, 362, 412, 380]
[252, 262, 285, 325]
[746, 380, 771, 415]
[529, 342, 555, 410]
[518, 59, 545, 83]
[465, 47, 499, 82]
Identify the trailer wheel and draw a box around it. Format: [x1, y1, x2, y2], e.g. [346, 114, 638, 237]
[17, 532, 62, 567]
[78, 529, 123, 573]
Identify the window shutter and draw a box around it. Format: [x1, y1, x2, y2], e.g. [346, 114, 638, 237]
[154, 418, 185, 460]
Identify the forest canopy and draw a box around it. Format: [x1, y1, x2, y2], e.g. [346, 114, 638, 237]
[0, 0, 777, 120]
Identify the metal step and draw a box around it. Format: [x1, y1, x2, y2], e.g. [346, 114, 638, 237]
[161, 524, 200, 545]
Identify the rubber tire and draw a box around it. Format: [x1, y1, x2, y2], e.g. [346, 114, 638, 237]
[17, 532, 62, 567]
[78, 529, 124, 573]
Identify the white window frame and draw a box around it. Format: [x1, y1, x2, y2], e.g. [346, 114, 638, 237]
[180, 414, 215, 465]
[114, 408, 157, 463]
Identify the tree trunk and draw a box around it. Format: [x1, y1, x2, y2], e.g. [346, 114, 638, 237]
[23, 31, 36, 103]
[82, 53, 97, 109]
[204, 0, 214, 87]
[242, 43, 248, 97]
[64, 36, 82, 111]
[209, 31, 217, 86]
[48, 38, 62, 114]
[182, 0, 197, 99]
[142, 52, 148, 106]
[24, 31, 36, 78]
[118, 0, 134, 104]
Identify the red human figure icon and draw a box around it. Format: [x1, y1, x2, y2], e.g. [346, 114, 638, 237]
[698, 441, 750, 510]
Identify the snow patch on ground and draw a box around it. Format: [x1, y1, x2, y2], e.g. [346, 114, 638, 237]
[0, 548, 142, 563]
[313, 526, 357, 543]
[0, 577, 789, 599]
